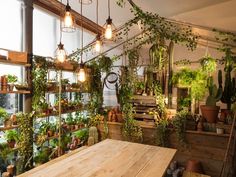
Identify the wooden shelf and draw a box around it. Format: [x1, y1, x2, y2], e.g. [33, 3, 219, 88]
[44, 127, 84, 141]
[186, 130, 230, 137]
[35, 108, 85, 119]
[0, 90, 30, 94]
[0, 125, 19, 131]
[46, 89, 81, 94]
[0, 57, 29, 66]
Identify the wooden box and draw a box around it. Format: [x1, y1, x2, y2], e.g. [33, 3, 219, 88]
[8, 51, 28, 63]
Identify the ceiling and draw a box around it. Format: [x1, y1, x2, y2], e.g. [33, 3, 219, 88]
[63, 0, 236, 33]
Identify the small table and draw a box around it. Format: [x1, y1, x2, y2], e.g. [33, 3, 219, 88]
[18, 139, 176, 177]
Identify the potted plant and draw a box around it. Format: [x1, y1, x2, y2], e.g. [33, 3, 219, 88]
[15, 82, 29, 91]
[4, 130, 19, 148]
[134, 81, 145, 95]
[220, 49, 236, 122]
[6, 75, 17, 91]
[61, 78, 70, 90]
[34, 150, 49, 166]
[200, 71, 222, 123]
[0, 107, 9, 126]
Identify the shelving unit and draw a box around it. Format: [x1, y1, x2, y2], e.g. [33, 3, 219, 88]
[130, 95, 156, 123]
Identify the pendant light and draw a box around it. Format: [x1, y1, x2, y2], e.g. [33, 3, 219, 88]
[104, 0, 116, 40]
[78, 0, 86, 82]
[62, 0, 76, 32]
[94, 0, 102, 53]
[55, 0, 67, 63]
[78, 0, 92, 5]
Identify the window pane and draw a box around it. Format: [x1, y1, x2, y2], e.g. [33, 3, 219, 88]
[0, 0, 21, 51]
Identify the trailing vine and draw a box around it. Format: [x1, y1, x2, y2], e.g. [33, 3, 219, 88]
[122, 103, 142, 142]
[32, 56, 48, 113]
[16, 112, 34, 174]
[172, 110, 188, 145]
[116, 0, 199, 51]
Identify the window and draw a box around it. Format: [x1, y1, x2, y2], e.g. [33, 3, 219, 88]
[0, 0, 22, 51]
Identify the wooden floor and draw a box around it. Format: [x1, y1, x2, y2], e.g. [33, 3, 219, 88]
[18, 139, 176, 177]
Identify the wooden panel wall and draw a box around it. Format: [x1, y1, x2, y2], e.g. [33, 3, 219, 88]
[98, 122, 230, 177]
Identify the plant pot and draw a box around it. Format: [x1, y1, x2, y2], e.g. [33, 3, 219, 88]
[216, 128, 224, 134]
[200, 105, 220, 123]
[10, 114, 17, 125]
[8, 84, 14, 91]
[4, 119, 12, 127]
[186, 160, 204, 174]
[219, 109, 231, 123]
[8, 140, 16, 148]
[1, 75, 8, 91]
[7, 164, 14, 176]
[116, 113, 123, 123]
[47, 130, 54, 137]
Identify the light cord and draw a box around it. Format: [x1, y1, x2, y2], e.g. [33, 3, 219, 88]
[80, 0, 83, 63]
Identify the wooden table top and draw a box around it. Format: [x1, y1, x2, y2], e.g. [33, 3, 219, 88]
[18, 139, 177, 177]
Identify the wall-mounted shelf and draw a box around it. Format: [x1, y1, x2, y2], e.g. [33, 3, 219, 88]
[0, 90, 30, 94]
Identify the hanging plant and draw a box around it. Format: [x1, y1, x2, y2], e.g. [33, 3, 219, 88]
[200, 55, 217, 75]
[98, 55, 113, 73]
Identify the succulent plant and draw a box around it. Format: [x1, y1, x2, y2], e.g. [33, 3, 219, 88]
[205, 70, 223, 106]
[88, 126, 98, 146]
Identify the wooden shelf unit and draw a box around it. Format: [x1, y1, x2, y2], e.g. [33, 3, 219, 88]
[130, 95, 156, 122]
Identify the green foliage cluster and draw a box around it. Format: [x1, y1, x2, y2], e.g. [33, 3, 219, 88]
[32, 56, 48, 113]
[172, 110, 188, 145]
[5, 130, 19, 142]
[17, 112, 34, 173]
[122, 103, 142, 142]
[88, 61, 103, 114]
[98, 55, 113, 73]
[116, 0, 198, 51]
[7, 74, 18, 83]
[0, 107, 8, 123]
[73, 128, 89, 142]
[156, 119, 169, 147]
[172, 68, 207, 101]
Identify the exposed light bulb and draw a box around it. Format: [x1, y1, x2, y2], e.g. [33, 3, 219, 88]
[105, 24, 112, 39]
[95, 39, 102, 53]
[78, 68, 86, 82]
[64, 11, 73, 28]
[56, 43, 66, 63]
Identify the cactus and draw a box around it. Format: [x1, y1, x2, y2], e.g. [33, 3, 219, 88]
[205, 70, 223, 106]
[87, 126, 98, 146]
[220, 49, 236, 110]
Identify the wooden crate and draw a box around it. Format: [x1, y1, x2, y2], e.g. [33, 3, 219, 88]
[8, 50, 27, 63]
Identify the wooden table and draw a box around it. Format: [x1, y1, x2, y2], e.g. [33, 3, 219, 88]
[18, 139, 177, 177]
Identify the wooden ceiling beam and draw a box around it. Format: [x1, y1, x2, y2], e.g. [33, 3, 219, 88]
[33, 0, 103, 35]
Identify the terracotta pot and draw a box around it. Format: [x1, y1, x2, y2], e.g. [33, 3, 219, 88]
[8, 84, 14, 91]
[7, 164, 14, 175]
[219, 109, 231, 123]
[10, 114, 17, 125]
[116, 113, 123, 123]
[186, 160, 204, 174]
[47, 130, 54, 137]
[1, 75, 8, 91]
[8, 140, 16, 148]
[200, 105, 220, 123]
[2, 172, 10, 177]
